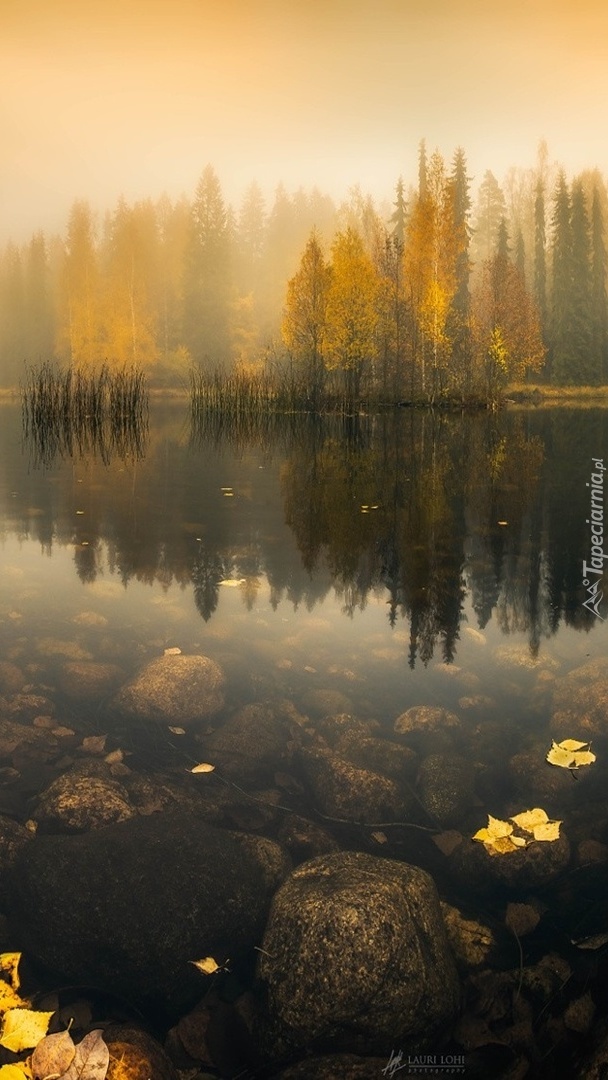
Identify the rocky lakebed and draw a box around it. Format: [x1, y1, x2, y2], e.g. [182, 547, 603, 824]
[2, 648, 608, 1078]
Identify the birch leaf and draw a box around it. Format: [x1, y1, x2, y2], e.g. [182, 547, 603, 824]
[532, 820, 561, 842]
[487, 836, 522, 856]
[0, 1067, 32, 1079]
[60, 1029, 109, 1080]
[190, 957, 221, 975]
[472, 816, 513, 843]
[547, 739, 596, 769]
[0, 1009, 54, 1053]
[0, 979, 28, 1014]
[31, 1029, 76, 1080]
[511, 808, 549, 832]
[559, 739, 590, 752]
[190, 763, 215, 774]
[0, 953, 22, 992]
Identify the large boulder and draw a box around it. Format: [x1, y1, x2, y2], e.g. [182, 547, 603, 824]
[110, 653, 225, 728]
[551, 658, 608, 738]
[7, 810, 285, 1013]
[300, 746, 409, 824]
[256, 851, 460, 1058]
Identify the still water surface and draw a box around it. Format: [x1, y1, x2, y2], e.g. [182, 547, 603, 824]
[2, 401, 607, 735]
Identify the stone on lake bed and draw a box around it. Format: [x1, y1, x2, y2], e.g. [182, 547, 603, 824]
[110, 653, 226, 727]
[394, 705, 462, 735]
[256, 851, 461, 1058]
[57, 661, 125, 701]
[550, 658, 608, 738]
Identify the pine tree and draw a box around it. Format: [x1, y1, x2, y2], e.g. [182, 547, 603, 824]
[534, 179, 547, 339]
[418, 139, 428, 199]
[471, 171, 507, 269]
[514, 228, 526, 282]
[569, 179, 593, 382]
[447, 147, 472, 390]
[390, 177, 407, 245]
[550, 172, 572, 384]
[591, 187, 608, 383]
[183, 165, 233, 366]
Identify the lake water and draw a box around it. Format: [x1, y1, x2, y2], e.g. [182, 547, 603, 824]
[2, 399, 608, 1071]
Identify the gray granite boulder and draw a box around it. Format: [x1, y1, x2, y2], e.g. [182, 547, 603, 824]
[256, 851, 460, 1058]
[110, 653, 225, 728]
[33, 771, 136, 833]
[300, 746, 410, 824]
[7, 810, 286, 1012]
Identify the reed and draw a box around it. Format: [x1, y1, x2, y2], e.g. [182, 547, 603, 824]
[21, 362, 149, 466]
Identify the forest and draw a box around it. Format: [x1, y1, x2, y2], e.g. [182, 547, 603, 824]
[0, 140, 606, 402]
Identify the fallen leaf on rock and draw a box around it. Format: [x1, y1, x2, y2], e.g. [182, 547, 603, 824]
[532, 820, 562, 842]
[510, 808, 550, 831]
[163, 647, 182, 655]
[572, 931, 608, 950]
[190, 957, 221, 975]
[104, 749, 124, 765]
[0, 1009, 54, 1053]
[60, 1030, 109, 1080]
[546, 738, 596, 769]
[31, 1028, 76, 1079]
[0, 953, 22, 992]
[0, 1066, 32, 1079]
[432, 830, 464, 856]
[0, 980, 28, 1014]
[370, 831, 388, 845]
[168, 726, 186, 735]
[190, 763, 215, 774]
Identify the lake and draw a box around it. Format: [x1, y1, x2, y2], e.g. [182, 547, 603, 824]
[1, 399, 608, 1075]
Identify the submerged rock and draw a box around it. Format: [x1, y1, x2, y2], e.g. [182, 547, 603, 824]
[8, 810, 282, 1012]
[195, 699, 297, 783]
[416, 753, 475, 828]
[33, 771, 135, 833]
[300, 746, 410, 823]
[256, 851, 461, 1058]
[551, 658, 608, 738]
[0, 661, 26, 695]
[57, 661, 124, 702]
[394, 705, 462, 736]
[110, 653, 226, 728]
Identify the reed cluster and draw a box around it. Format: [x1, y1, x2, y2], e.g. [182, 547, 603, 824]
[21, 362, 149, 467]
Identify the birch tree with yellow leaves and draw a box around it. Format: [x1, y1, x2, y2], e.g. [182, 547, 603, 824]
[324, 227, 379, 402]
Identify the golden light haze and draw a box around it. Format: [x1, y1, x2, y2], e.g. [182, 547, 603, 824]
[3, 0, 608, 240]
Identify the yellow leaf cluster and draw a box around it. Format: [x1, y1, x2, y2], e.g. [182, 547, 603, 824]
[0, 1009, 54, 1053]
[546, 738, 596, 770]
[472, 808, 561, 856]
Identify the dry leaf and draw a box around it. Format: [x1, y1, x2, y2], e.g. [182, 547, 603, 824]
[0, 953, 21, 992]
[190, 957, 221, 975]
[164, 647, 182, 655]
[168, 726, 186, 735]
[432, 831, 463, 856]
[31, 1029, 76, 1080]
[370, 831, 388, 845]
[472, 815, 514, 844]
[60, 1030, 109, 1080]
[104, 750, 124, 765]
[0, 1009, 54, 1053]
[190, 763, 215, 774]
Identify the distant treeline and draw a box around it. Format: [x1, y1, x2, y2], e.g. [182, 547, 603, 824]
[0, 141, 607, 399]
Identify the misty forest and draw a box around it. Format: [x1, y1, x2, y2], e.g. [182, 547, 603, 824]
[1, 140, 607, 404]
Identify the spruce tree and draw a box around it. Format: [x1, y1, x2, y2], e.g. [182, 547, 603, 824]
[591, 187, 608, 383]
[569, 179, 593, 382]
[390, 177, 407, 245]
[534, 179, 547, 338]
[550, 172, 572, 384]
[447, 147, 472, 387]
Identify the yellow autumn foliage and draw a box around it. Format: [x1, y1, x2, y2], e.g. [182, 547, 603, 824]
[546, 738, 596, 769]
[473, 808, 562, 856]
[0, 1009, 54, 1053]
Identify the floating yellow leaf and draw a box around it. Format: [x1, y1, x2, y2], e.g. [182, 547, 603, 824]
[190, 763, 215, 773]
[0, 980, 28, 1014]
[0, 954, 21, 992]
[546, 739, 596, 769]
[0, 1008, 54, 1053]
[533, 820, 562, 842]
[190, 957, 221, 975]
[559, 739, 590, 752]
[511, 808, 549, 832]
[488, 836, 522, 856]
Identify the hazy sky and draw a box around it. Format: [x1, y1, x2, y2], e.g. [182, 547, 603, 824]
[3, 0, 608, 243]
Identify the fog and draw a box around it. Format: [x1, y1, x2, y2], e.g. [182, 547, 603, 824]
[3, 0, 608, 244]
